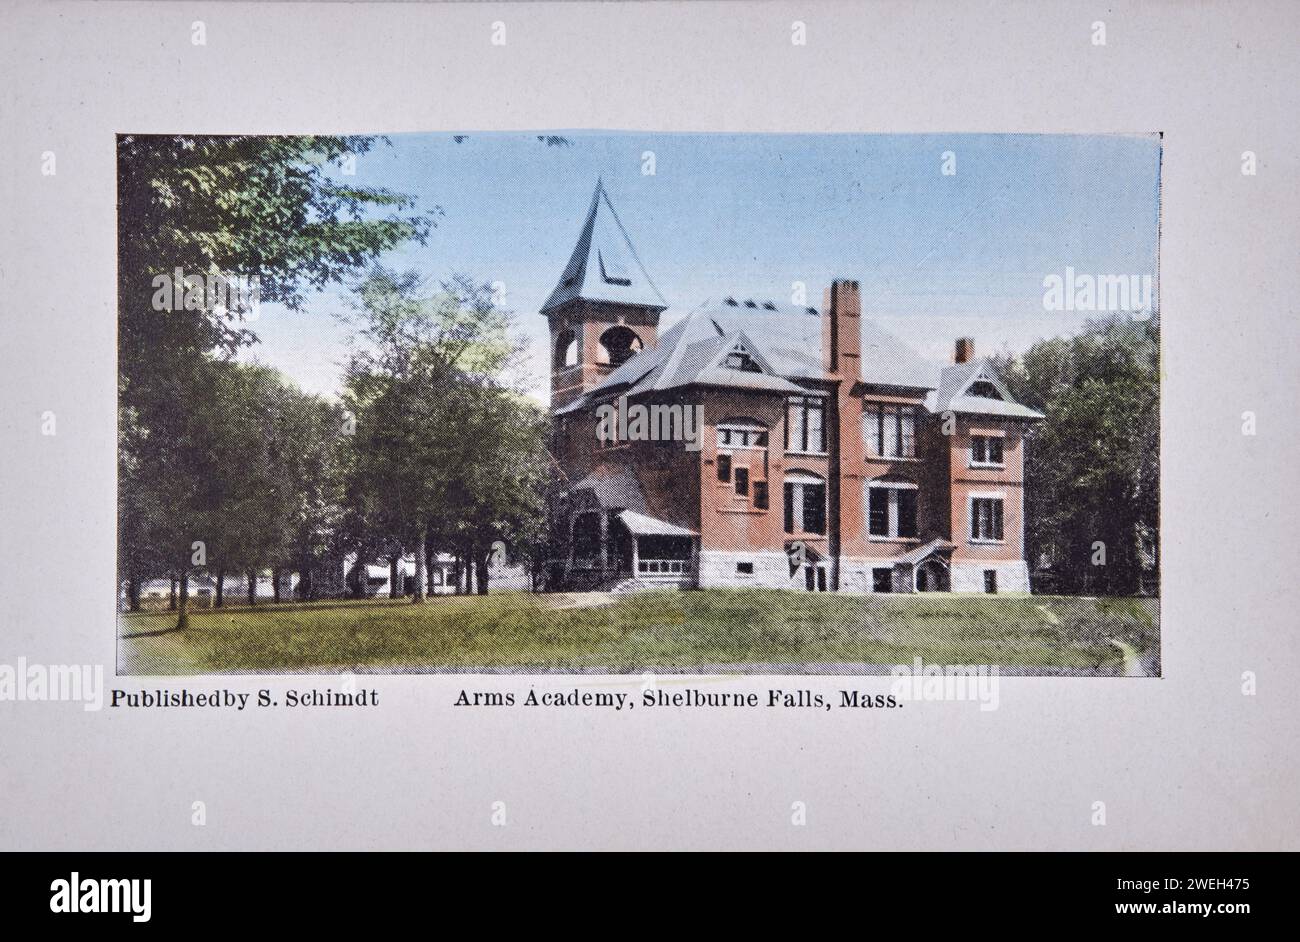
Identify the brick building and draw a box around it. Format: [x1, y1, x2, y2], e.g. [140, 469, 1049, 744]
[544, 181, 1043, 593]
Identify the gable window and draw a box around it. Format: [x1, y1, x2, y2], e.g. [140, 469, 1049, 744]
[783, 472, 826, 535]
[785, 395, 826, 454]
[598, 249, 631, 286]
[866, 482, 919, 539]
[716, 454, 732, 482]
[734, 467, 750, 497]
[967, 373, 1003, 399]
[724, 342, 762, 372]
[971, 435, 1004, 467]
[864, 403, 916, 459]
[970, 497, 1004, 542]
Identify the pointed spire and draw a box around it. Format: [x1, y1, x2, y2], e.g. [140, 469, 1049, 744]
[541, 180, 668, 314]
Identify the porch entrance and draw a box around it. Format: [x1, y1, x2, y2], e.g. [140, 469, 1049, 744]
[802, 565, 828, 591]
[915, 557, 949, 592]
[787, 541, 829, 591]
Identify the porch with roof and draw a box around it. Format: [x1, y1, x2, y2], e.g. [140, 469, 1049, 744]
[563, 469, 698, 588]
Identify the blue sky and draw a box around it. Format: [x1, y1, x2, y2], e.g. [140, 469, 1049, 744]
[238, 131, 1161, 401]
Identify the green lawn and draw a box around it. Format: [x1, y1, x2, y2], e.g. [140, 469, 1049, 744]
[117, 590, 1159, 675]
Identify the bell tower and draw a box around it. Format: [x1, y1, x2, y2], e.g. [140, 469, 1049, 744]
[541, 180, 668, 410]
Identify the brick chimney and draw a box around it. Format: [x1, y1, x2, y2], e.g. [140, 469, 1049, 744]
[955, 337, 975, 364]
[823, 280, 861, 376]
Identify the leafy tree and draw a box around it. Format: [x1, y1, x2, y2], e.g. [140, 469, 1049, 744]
[117, 135, 431, 629]
[992, 314, 1159, 595]
[340, 268, 539, 599]
[263, 382, 347, 601]
[440, 387, 550, 594]
[117, 135, 434, 382]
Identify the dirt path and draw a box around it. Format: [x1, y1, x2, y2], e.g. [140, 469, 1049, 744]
[544, 592, 621, 610]
[1110, 639, 1148, 677]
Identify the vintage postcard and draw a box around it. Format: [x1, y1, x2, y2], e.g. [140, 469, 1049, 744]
[5, 0, 1299, 875]
[115, 131, 1161, 678]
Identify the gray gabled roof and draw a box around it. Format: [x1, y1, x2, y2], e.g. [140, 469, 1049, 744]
[569, 467, 648, 512]
[541, 180, 668, 314]
[925, 358, 1044, 420]
[897, 538, 957, 566]
[858, 320, 942, 390]
[555, 295, 940, 414]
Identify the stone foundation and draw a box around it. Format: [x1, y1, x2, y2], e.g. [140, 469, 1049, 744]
[839, 558, 912, 593]
[697, 550, 793, 589]
[949, 560, 1030, 594]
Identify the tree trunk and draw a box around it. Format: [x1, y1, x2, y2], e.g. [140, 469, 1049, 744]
[412, 532, 426, 603]
[176, 569, 190, 631]
[169, 577, 177, 611]
[475, 549, 490, 596]
[425, 537, 436, 598]
[127, 576, 141, 612]
[389, 555, 400, 599]
[271, 567, 282, 603]
[215, 570, 225, 608]
[247, 570, 257, 606]
[298, 558, 313, 601]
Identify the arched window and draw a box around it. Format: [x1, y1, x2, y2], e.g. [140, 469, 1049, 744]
[783, 470, 826, 536]
[597, 326, 643, 367]
[555, 330, 578, 369]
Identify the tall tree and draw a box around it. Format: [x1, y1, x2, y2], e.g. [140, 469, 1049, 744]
[340, 269, 531, 600]
[117, 135, 431, 629]
[992, 314, 1160, 595]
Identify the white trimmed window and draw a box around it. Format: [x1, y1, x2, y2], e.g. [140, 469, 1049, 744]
[969, 495, 1005, 543]
[863, 403, 916, 459]
[785, 395, 827, 454]
[783, 471, 827, 535]
[866, 481, 919, 539]
[716, 419, 769, 450]
[970, 434, 1004, 467]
